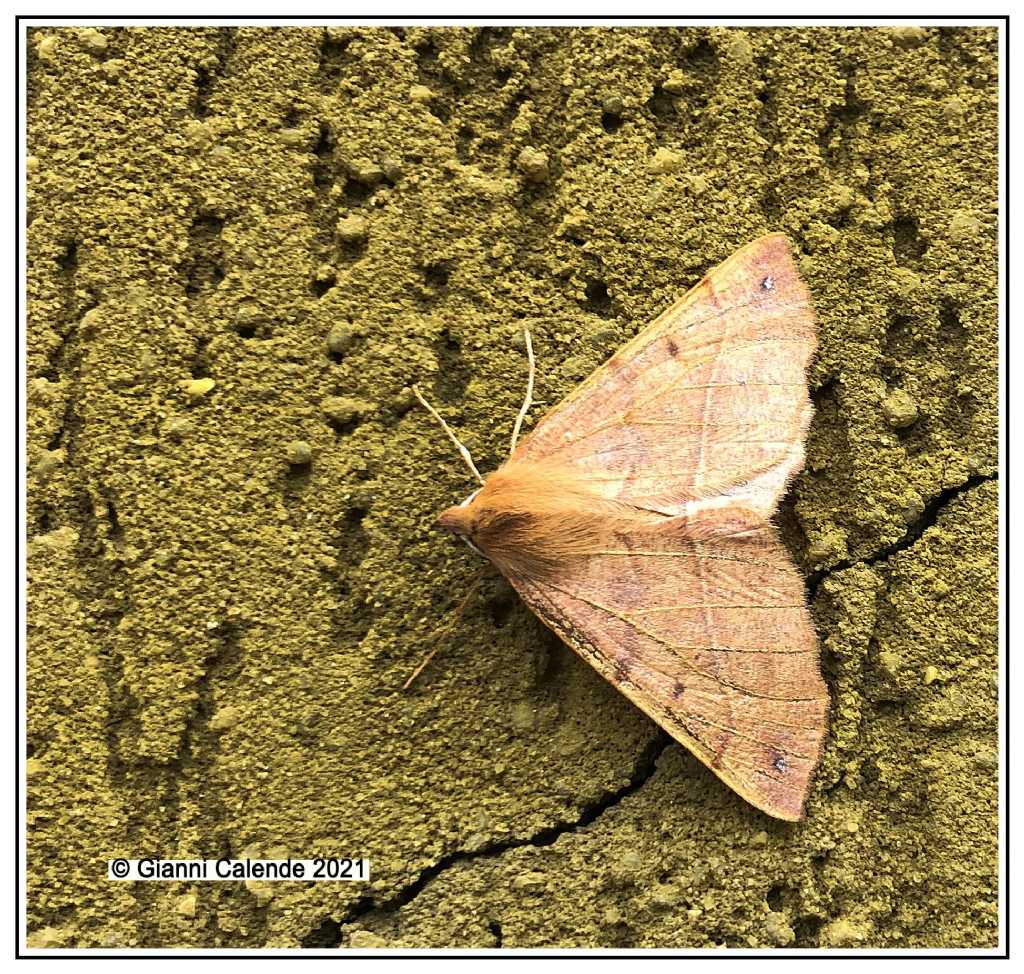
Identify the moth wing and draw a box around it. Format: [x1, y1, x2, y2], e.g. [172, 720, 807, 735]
[501, 508, 829, 822]
[513, 233, 816, 518]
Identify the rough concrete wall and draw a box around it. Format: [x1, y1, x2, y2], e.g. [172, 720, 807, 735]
[26, 25, 998, 949]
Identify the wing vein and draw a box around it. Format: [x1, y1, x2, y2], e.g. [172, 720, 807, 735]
[535, 580, 824, 703]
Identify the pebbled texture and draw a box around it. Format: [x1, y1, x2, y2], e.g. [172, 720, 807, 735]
[26, 25, 998, 949]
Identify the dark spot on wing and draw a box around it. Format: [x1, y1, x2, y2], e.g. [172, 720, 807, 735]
[671, 681, 685, 700]
[612, 530, 635, 553]
[613, 657, 631, 683]
[666, 338, 679, 357]
[772, 753, 787, 773]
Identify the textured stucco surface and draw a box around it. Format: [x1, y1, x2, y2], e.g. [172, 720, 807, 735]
[26, 25, 998, 949]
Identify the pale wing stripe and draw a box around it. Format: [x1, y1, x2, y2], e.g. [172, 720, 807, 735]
[696, 283, 742, 492]
[630, 455, 805, 507]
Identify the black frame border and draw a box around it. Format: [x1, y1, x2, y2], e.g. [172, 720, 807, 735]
[14, 12, 1010, 960]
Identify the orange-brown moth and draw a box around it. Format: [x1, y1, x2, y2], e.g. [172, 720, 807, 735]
[416, 233, 829, 822]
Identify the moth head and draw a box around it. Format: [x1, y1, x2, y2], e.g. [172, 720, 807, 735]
[436, 488, 484, 554]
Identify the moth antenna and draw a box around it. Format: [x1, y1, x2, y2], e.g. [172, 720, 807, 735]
[509, 327, 535, 455]
[411, 384, 485, 486]
[403, 569, 486, 690]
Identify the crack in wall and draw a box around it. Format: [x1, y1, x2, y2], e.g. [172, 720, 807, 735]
[302, 474, 997, 947]
[806, 473, 996, 600]
[302, 732, 672, 947]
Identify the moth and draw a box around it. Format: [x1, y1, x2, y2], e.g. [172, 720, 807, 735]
[413, 233, 829, 822]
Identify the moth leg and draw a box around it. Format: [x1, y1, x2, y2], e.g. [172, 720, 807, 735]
[509, 327, 535, 455]
[411, 384, 485, 485]
[403, 569, 486, 689]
